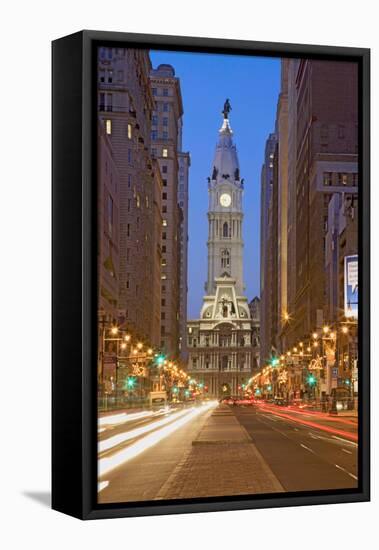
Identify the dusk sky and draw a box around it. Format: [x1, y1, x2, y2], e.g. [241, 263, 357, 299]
[150, 50, 280, 318]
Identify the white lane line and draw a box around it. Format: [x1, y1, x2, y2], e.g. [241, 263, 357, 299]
[98, 481, 109, 493]
[342, 448, 353, 455]
[332, 435, 358, 447]
[260, 414, 278, 422]
[98, 402, 217, 477]
[335, 464, 358, 480]
[256, 416, 292, 440]
[300, 443, 315, 454]
[99, 408, 190, 453]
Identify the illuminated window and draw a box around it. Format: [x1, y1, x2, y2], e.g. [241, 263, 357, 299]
[162, 220, 167, 227]
[161, 274, 167, 280]
[162, 259, 167, 266]
[106, 119, 112, 135]
[127, 123, 132, 139]
[162, 148, 168, 158]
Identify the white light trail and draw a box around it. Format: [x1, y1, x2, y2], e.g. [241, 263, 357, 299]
[98, 481, 109, 492]
[98, 407, 170, 428]
[99, 408, 190, 453]
[98, 401, 217, 478]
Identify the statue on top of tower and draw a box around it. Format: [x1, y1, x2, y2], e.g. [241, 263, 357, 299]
[222, 98, 232, 119]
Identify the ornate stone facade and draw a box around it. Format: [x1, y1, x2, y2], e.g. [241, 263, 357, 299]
[187, 108, 257, 398]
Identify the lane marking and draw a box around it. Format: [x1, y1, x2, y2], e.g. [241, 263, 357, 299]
[335, 464, 358, 480]
[342, 448, 352, 455]
[98, 480, 109, 493]
[300, 443, 315, 454]
[98, 401, 217, 477]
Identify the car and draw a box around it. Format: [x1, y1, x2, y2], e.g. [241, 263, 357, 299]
[274, 397, 288, 406]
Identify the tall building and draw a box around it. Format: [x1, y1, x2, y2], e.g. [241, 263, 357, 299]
[97, 47, 161, 349]
[260, 132, 277, 364]
[150, 64, 189, 360]
[287, 59, 358, 344]
[178, 151, 191, 360]
[249, 297, 261, 371]
[97, 119, 120, 384]
[264, 58, 359, 397]
[187, 104, 255, 397]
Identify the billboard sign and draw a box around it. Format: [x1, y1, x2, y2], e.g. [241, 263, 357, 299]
[344, 255, 358, 319]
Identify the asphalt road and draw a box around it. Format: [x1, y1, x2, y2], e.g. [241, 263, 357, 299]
[97, 403, 216, 504]
[232, 403, 358, 492]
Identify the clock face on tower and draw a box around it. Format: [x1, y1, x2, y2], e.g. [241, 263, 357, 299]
[220, 193, 231, 207]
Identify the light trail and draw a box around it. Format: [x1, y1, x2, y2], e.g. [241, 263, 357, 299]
[98, 401, 218, 479]
[257, 403, 358, 426]
[99, 408, 191, 452]
[257, 407, 358, 442]
[98, 407, 170, 428]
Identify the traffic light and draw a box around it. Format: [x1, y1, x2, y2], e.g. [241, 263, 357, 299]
[307, 374, 316, 386]
[124, 377, 136, 389]
[155, 354, 165, 366]
[172, 386, 179, 394]
[270, 357, 279, 367]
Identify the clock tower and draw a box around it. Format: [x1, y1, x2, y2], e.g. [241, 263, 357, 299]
[206, 112, 245, 295]
[186, 102, 259, 399]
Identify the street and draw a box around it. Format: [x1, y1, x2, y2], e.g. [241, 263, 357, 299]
[98, 401, 357, 503]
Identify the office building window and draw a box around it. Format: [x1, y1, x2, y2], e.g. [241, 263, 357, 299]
[163, 88, 168, 96]
[162, 232, 167, 240]
[162, 165, 168, 173]
[105, 119, 112, 135]
[128, 174, 132, 188]
[339, 173, 348, 186]
[162, 220, 167, 227]
[163, 102, 169, 112]
[152, 115, 158, 125]
[152, 88, 157, 96]
[162, 148, 168, 158]
[163, 117, 168, 126]
[151, 130, 157, 141]
[127, 223, 130, 236]
[128, 149, 132, 164]
[162, 192, 167, 200]
[162, 179, 167, 187]
[323, 172, 333, 186]
[162, 205, 167, 213]
[106, 93, 112, 112]
[163, 131, 168, 139]
[127, 123, 132, 139]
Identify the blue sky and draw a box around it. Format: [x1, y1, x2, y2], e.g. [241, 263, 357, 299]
[150, 50, 280, 319]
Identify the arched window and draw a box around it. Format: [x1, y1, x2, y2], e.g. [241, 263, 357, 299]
[221, 249, 230, 269]
[223, 222, 229, 238]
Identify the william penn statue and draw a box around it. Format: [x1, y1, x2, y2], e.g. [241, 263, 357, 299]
[222, 98, 232, 119]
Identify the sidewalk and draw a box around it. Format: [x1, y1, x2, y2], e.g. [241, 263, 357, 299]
[155, 405, 284, 500]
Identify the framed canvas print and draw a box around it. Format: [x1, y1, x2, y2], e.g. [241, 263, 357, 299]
[52, 30, 370, 519]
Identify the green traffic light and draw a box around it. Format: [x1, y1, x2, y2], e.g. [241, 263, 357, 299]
[307, 374, 316, 386]
[125, 377, 136, 389]
[271, 357, 279, 367]
[155, 354, 165, 365]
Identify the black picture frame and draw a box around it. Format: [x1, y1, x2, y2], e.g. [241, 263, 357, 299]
[52, 30, 370, 520]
